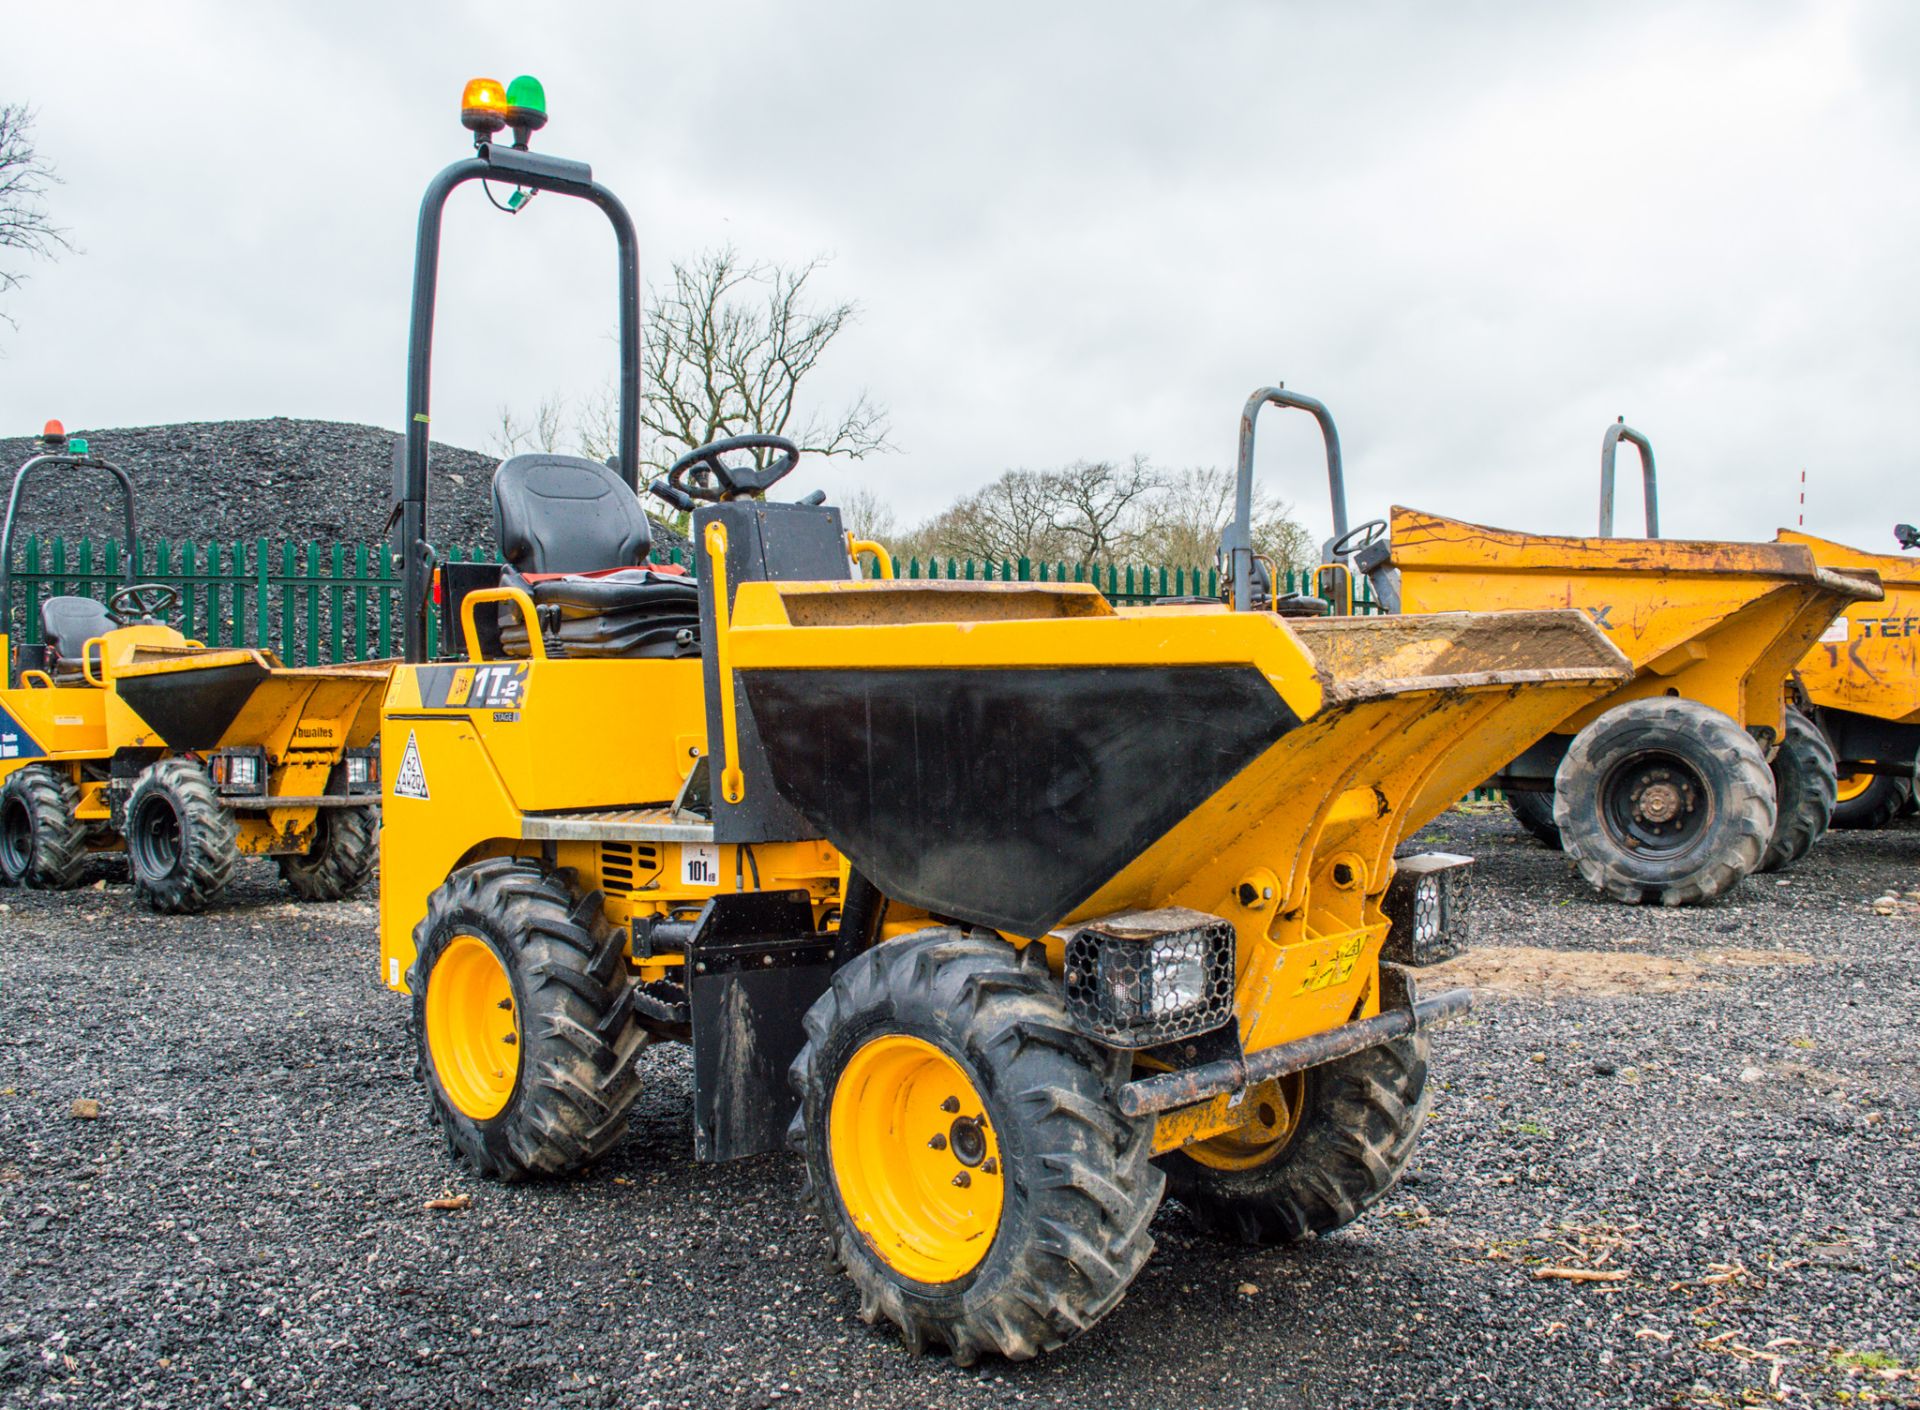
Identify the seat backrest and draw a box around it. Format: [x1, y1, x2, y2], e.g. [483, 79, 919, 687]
[492, 454, 653, 574]
[40, 595, 117, 664]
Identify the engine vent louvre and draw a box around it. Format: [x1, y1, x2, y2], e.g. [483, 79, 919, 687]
[600, 841, 661, 897]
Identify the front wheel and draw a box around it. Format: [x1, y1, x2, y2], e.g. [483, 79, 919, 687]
[789, 929, 1163, 1364]
[408, 858, 648, 1180]
[1163, 1035, 1429, 1245]
[278, 806, 379, 900]
[1554, 698, 1775, 906]
[0, 766, 89, 890]
[1831, 768, 1914, 830]
[1504, 789, 1563, 850]
[125, 759, 238, 913]
[1759, 708, 1835, 872]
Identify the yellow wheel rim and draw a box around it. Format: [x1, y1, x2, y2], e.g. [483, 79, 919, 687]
[1186, 1073, 1305, 1172]
[829, 1034, 1004, 1285]
[426, 934, 521, 1121]
[1835, 768, 1876, 804]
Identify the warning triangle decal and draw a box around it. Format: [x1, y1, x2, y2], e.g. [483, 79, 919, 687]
[393, 730, 430, 800]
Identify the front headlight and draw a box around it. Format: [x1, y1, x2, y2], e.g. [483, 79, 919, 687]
[1064, 908, 1236, 1048]
[344, 748, 380, 794]
[209, 750, 266, 796]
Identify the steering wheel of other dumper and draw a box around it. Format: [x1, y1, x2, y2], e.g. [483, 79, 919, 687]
[652, 434, 801, 510]
[1327, 519, 1388, 559]
[108, 582, 180, 623]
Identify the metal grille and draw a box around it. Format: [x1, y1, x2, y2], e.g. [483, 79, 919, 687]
[599, 840, 661, 897]
[1063, 915, 1236, 1049]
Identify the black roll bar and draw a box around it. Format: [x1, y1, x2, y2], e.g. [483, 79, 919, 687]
[396, 141, 642, 663]
[1599, 418, 1657, 538]
[0, 452, 139, 685]
[1225, 386, 1349, 612]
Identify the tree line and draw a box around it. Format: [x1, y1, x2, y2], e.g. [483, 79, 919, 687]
[496, 247, 1312, 573]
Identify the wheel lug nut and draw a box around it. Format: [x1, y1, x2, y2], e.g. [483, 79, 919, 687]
[982, 1158, 998, 1176]
[498, 998, 513, 1011]
[940, 1096, 960, 1113]
[502, 1034, 516, 1046]
[927, 1133, 947, 1151]
[951, 1171, 971, 1188]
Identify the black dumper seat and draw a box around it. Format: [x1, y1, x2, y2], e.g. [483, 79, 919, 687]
[496, 568, 701, 659]
[39, 595, 116, 683]
[490, 454, 698, 659]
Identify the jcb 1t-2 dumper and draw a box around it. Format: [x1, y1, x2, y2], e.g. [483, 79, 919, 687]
[377, 85, 1639, 1364]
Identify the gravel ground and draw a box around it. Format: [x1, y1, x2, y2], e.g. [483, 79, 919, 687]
[1, 810, 1916, 1409]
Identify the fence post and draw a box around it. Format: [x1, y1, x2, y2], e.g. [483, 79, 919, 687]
[352, 543, 369, 662]
[377, 545, 395, 659]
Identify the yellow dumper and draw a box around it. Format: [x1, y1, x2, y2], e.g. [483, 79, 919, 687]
[1780, 528, 1920, 827]
[378, 91, 1635, 1365]
[1235, 395, 1879, 905]
[0, 429, 387, 910]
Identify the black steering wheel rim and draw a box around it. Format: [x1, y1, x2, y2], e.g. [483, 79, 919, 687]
[665, 434, 801, 503]
[1328, 518, 1388, 558]
[108, 582, 180, 622]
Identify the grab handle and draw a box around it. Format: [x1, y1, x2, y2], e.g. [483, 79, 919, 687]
[1226, 386, 1348, 612]
[1599, 418, 1658, 537]
[459, 585, 546, 661]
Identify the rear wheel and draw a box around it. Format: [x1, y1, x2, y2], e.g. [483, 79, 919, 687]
[0, 766, 89, 890]
[1555, 698, 1774, 906]
[409, 857, 648, 1180]
[1163, 1037, 1428, 1244]
[1831, 767, 1914, 830]
[1504, 789, 1563, 850]
[277, 805, 379, 900]
[125, 759, 237, 913]
[790, 929, 1163, 1364]
[1759, 708, 1835, 872]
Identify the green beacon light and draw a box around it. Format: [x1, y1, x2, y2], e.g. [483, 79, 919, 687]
[68, 438, 89, 455]
[505, 75, 547, 146]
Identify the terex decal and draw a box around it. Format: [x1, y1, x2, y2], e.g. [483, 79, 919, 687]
[417, 662, 529, 710]
[1854, 614, 1920, 640]
[0, 704, 45, 761]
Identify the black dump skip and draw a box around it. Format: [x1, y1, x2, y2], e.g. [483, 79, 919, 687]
[114, 660, 271, 751]
[740, 665, 1300, 936]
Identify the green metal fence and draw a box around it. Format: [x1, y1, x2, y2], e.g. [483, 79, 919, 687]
[4, 535, 1372, 667]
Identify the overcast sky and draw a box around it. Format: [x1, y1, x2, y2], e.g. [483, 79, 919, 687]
[2, 1, 1915, 551]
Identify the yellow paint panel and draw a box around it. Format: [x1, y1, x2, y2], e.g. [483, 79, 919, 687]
[1392, 507, 1880, 736]
[1782, 530, 1920, 725]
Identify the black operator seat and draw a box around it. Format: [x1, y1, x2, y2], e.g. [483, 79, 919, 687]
[39, 595, 118, 684]
[490, 453, 701, 659]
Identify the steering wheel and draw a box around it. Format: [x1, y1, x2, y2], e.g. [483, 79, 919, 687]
[108, 582, 179, 622]
[1327, 519, 1388, 559]
[656, 434, 801, 507]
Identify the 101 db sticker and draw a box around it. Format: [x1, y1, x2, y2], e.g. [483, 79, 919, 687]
[681, 844, 720, 887]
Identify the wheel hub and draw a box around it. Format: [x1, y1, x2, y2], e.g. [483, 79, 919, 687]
[1631, 773, 1688, 825]
[829, 1034, 1004, 1284]
[425, 933, 521, 1121]
[1602, 750, 1714, 857]
[0, 797, 29, 873]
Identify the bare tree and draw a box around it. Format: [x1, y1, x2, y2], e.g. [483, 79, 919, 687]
[639, 247, 890, 475]
[1132, 465, 1314, 571]
[488, 395, 571, 459]
[836, 485, 899, 544]
[0, 104, 71, 328]
[903, 458, 1312, 572]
